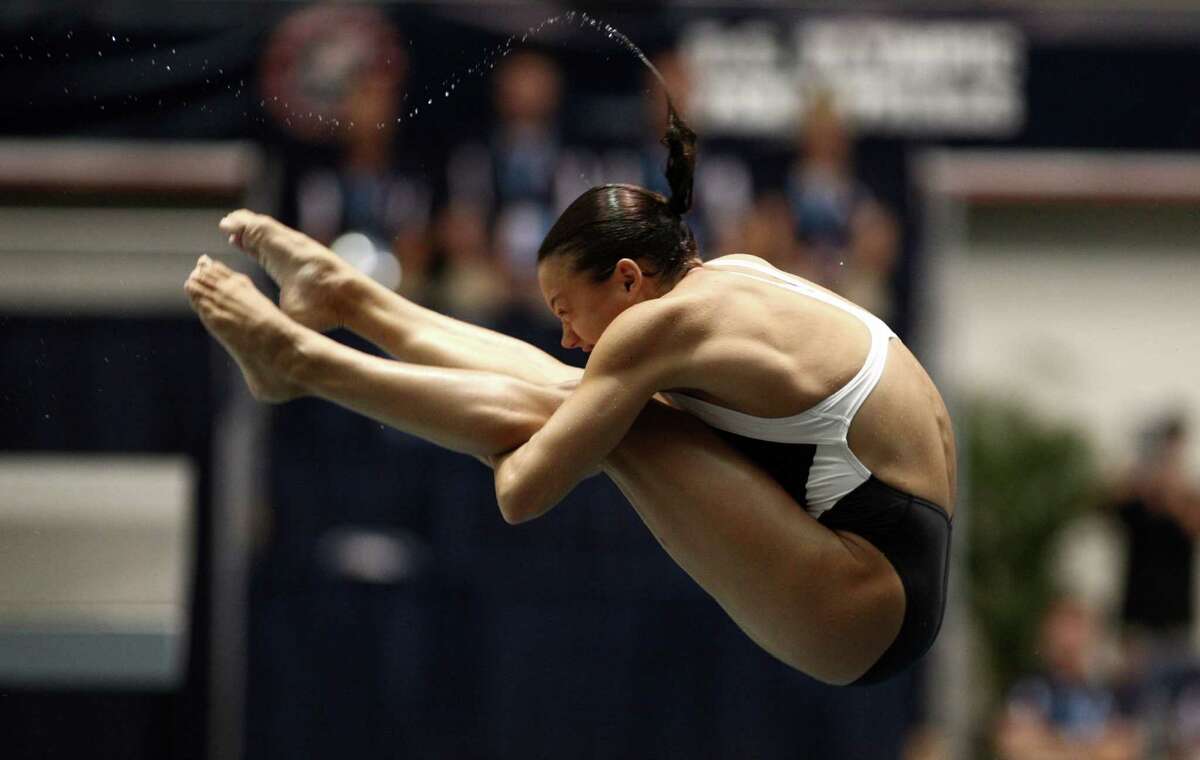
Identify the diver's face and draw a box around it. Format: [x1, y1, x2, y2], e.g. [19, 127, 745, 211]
[537, 256, 632, 354]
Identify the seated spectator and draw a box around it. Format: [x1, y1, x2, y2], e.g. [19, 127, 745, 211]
[784, 91, 899, 320]
[444, 50, 569, 312]
[995, 595, 1142, 759]
[430, 199, 507, 321]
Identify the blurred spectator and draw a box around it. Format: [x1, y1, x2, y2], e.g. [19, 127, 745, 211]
[1112, 410, 1200, 750]
[444, 50, 573, 311]
[738, 192, 804, 274]
[297, 68, 435, 300]
[995, 596, 1142, 759]
[262, 4, 435, 300]
[429, 198, 509, 320]
[781, 91, 900, 319]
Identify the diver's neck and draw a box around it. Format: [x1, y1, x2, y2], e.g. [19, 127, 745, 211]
[656, 259, 703, 297]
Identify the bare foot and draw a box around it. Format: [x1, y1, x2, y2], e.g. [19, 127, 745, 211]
[218, 209, 353, 333]
[185, 255, 306, 403]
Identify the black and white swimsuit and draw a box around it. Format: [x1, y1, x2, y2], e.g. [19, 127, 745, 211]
[661, 258, 898, 519]
[661, 258, 952, 685]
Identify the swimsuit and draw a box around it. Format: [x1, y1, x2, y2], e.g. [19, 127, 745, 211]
[660, 258, 952, 685]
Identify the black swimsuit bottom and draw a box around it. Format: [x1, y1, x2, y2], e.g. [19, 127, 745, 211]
[713, 430, 953, 686]
[818, 475, 953, 685]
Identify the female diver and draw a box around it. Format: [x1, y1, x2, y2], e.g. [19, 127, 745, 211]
[184, 106, 954, 686]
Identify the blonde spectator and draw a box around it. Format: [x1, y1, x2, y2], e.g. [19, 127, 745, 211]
[785, 91, 899, 320]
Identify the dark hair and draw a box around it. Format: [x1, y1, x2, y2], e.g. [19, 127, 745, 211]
[537, 100, 699, 283]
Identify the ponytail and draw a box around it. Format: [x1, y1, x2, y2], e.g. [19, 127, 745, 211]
[537, 94, 701, 286]
[661, 97, 697, 217]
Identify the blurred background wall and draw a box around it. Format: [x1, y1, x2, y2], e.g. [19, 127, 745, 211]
[0, 2, 1198, 759]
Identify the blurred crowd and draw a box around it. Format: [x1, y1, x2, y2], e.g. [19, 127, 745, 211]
[265, 4, 901, 336]
[996, 415, 1200, 760]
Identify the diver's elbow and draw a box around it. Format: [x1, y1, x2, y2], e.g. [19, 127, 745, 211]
[495, 471, 541, 525]
[497, 491, 545, 525]
[498, 480, 561, 525]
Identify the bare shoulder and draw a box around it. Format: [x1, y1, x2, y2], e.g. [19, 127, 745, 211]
[590, 296, 702, 387]
[597, 296, 697, 354]
[709, 252, 772, 266]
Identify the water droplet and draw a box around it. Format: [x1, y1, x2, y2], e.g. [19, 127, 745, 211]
[444, 91, 448, 97]
[166, 64, 171, 71]
[110, 35, 116, 42]
[427, 98, 432, 104]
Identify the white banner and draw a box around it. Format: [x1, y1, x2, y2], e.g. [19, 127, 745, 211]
[682, 18, 1025, 138]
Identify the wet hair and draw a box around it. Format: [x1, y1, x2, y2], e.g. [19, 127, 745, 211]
[537, 99, 699, 284]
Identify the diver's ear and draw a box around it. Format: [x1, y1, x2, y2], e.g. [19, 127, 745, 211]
[615, 258, 641, 295]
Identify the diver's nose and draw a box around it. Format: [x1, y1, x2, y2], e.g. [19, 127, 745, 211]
[561, 323, 580, 350]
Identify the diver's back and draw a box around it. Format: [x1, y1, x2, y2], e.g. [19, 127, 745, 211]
[667, 254, 956, 513]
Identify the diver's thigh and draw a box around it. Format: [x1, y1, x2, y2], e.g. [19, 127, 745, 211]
[603, 400, 905, 684]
